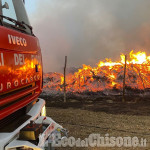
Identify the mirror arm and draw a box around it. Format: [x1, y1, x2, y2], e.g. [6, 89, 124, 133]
[0, 0, 2, 15]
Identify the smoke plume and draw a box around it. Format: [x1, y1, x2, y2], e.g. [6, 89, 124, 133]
[27, 0, 150, 72]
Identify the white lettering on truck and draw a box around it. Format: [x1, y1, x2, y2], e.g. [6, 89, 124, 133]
[14, 54, 25, 65]
[0, 53, 4, 66]
[0, 83, 3, 91]
[7, 82, 11, 89]
[0, 74, 40, 92]
[8, 34, 27, 47]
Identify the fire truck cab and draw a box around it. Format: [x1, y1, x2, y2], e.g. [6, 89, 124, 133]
[0, 0, 66, 149]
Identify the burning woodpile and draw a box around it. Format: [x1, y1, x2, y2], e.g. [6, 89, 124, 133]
[42, 50, 150, 99]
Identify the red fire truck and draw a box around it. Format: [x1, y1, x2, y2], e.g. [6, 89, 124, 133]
[0, 1, 66, 149]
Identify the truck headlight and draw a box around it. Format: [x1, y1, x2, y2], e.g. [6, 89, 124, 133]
[41, 105, 46, 116]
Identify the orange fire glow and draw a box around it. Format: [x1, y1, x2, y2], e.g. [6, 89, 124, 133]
[44, 50, 150, 93]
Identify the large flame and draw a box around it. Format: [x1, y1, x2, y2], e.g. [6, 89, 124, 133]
[44, 50, 150, 93]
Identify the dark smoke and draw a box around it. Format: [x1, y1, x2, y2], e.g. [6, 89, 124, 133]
[28, 0, 150, 72]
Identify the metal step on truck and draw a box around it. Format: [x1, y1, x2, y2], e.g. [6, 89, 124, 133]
[0, 0, 67, 149]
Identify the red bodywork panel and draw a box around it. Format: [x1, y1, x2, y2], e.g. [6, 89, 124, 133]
[0, 26, 43, 120]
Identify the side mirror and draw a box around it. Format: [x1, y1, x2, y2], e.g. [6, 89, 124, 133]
[2, 2, 9, 9]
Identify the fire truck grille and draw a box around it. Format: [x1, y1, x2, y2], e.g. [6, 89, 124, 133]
[0, 107, 31, 132]
[0, 84, 33, 99]
[0, 83, 40, 120]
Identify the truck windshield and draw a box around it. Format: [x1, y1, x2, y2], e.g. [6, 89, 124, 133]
[0, 0, 32, 35]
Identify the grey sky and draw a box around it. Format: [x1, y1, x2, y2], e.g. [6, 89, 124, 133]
[27, 0, 150, 72]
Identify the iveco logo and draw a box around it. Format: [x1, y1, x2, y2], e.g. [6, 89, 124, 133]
[8, 34, 27, 47]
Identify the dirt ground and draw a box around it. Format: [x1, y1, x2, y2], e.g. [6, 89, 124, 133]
[45, 98, 150, 150]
